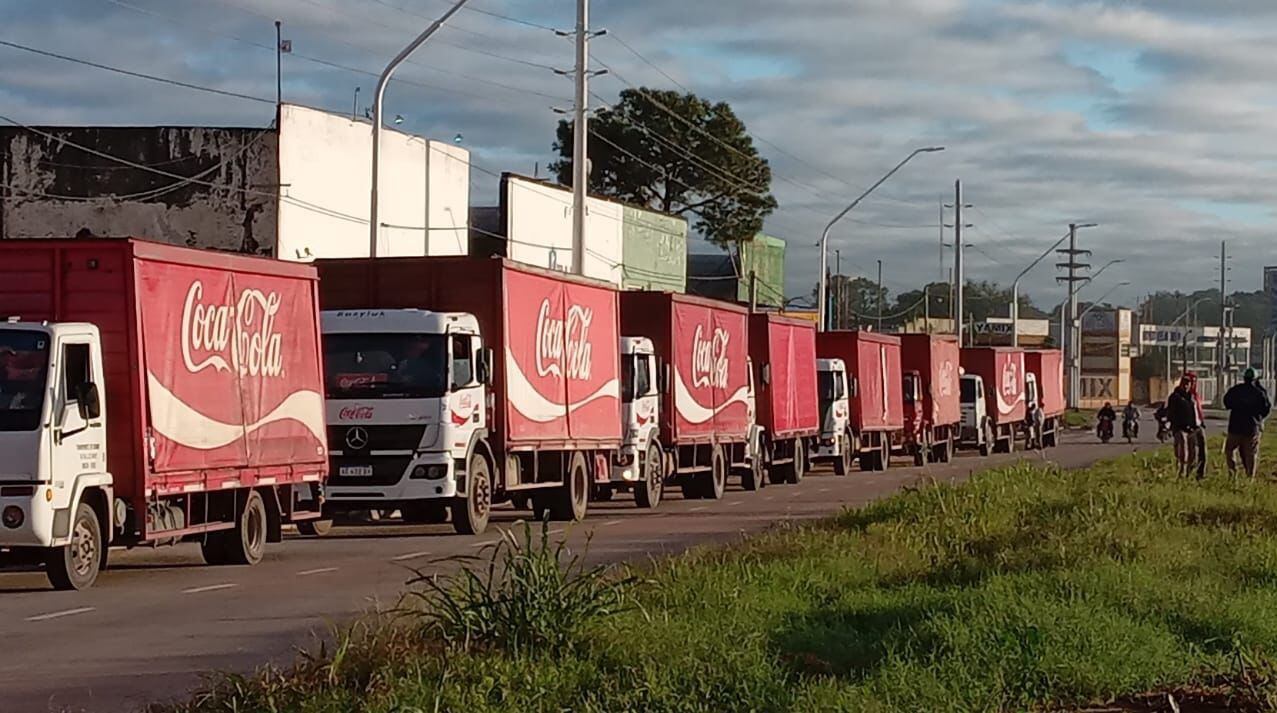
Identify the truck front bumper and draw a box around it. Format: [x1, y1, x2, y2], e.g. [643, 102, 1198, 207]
[0, 489, 59, 549]
[325, 452, 458, 507]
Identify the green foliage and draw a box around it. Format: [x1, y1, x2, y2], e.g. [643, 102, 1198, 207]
[551, 87, 778, 247]
[168, 437, 1277, 712]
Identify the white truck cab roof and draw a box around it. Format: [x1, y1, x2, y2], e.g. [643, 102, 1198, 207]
[2, 318, 97, 339]
[620, 336, 655, 355]
[321, 308, 479, 336]
[817, 358, 846, 373]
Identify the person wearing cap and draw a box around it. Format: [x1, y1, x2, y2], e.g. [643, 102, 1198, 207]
[1167, 372, 1207, 479]
[1223, 367, 1271, 477]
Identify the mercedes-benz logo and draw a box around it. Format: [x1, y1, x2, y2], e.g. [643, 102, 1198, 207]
[345, 426, 370, 451]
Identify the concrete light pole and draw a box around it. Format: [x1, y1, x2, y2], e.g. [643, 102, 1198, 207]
[369, 0, 470, 258]
[817, 146, 944, 331]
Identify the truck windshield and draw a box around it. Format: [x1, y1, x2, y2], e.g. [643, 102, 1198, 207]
[323, 333, 448, 399]
[621, 355, 651, 403]
[817, 371, 843, 402]
[0, 330, 51, 432]
[960, 378, 977, 403]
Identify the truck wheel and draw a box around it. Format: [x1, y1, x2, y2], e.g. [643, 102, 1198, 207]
[635, 443, 664, 508]
[912, 440, 927, 467]
[46, 502, 104, 591]
[833, 433, 853, 476]
[877, 441, 891, 472]
[297, 519, 333, 537]
[403, 502, 450, 525]
[549, 453, 589, 522]
[702, 446, 727, 500]
[936, 437, 954, 463]
[453, 454, 492, 535]
[203, 490, 267, 566]
[742, 452, 764, 491]
[978, 422, 993, 457]
[787, 441, 806, 485]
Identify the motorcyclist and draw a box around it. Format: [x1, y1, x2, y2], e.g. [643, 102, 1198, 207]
[1097, 401, 1117, 440]
[1153, 400, 1171, 441]
[1122, 401, 1140, 438]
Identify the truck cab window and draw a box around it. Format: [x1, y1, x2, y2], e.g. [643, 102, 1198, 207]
[450, 335, 474, 390]
[0, 330, 51, 431]
[63, 343, 92, 401]
[960, 378, 977, 403]
[635, 356, 652, 398]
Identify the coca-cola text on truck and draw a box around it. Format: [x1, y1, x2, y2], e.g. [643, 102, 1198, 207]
[316, 257, 622, 535]
[616, 292, 763, 507]
[0, 239, 327, 590]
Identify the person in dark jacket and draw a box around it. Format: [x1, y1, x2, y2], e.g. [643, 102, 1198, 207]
[1167, 372, 1206, 479]
[1223, 367, 1271, 477]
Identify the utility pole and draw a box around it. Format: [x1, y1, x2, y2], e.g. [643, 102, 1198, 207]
[834, 249, 842, 330]
[1055, 223, 1094, 408]
[569, 0, 590, 276]
[953, 180, 964, 344]
[876, 259, 884, 332]
[1217, 240, 1227, 405]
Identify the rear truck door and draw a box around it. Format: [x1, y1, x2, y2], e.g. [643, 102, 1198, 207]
[50, 335, 107, 495]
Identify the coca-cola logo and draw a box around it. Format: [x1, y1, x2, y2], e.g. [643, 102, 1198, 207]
[1001, 361, 1019, 399]
[338, 405, 374, 420]
[535, 299, 593, 381]
[181, 281, 284, 378]
[691, 325, 730, 389]
[937, 360, 955, 398]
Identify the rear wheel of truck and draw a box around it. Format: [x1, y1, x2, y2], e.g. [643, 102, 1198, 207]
[635, 442, 664, 509]
[403, 502, 450, 525]
[935, 436, 953, 463]
[876, 440, 891, 471]
[549, 453, 589, 522]
[296, 519, 333, 537]
[786, 441, 807, 484]
[834, 432, 854, 476]
[978, 421, 993, 457]
[453, 454, 492, 535]
[46, 502, 104, 591]
[203, 490, 267, 566]
[701, 446, 727, 499]
[742, 448, 765, 491]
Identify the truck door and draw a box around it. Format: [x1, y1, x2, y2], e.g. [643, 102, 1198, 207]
[447, 333, 485, 455]
[50, 337, 107, 483]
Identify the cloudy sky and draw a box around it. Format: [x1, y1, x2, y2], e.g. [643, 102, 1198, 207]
[3, 0, 1274, 309]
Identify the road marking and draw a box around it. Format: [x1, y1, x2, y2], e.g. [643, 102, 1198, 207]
[601, 519, 624, 526]
[548, 528, 565, 536]
[818, 487, 830, 493]
[182, 583, 237, 594]
[25, 606, 95, 622]
[470, 539, 493, 548]
[689, 506, 708, 512]
[729, 501, 744, 506]
[390, 551, 432, 562]
[297, 567, 339, 576]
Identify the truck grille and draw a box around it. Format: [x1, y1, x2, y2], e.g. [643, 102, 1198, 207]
[328, 455, 410, 487]
[327, 425, 426, 454]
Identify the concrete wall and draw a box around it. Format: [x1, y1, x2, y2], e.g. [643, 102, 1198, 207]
[276, 104, 469, 260]
[621, 205, 686, 292]
[0, 125, 277, 253]
[490, 175, 623, 285]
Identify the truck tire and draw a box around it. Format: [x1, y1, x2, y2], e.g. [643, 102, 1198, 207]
[635, 442, 664, 509]
[453, 454, 492, 535]
[403, 502, 450, 525]
[549, 453, 589, 522]
[203, 490, 268, 566]
[46, 502, 104, 591]
[742, 451, 764, 491]
[833, 432, 853, 476]
[701, 446, 727, 500]
[296, 519, 333, 537]
[912, 438, 927, 467]
[876, 440, 891, 472]
[786, 441, 807, 485]
[935, 436, 953, 463]
[978, 421, 993, 457]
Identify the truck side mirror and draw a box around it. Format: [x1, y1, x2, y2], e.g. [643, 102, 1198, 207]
[761, 364, 771, 387]
[75, 382, 101, 420]
[849, 376, 858, 398]
[660, 360, 671, 395]
[478, 348, 494, 386]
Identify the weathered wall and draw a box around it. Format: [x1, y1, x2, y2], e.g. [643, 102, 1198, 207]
[275, 104, 470, 260]
[0, 126, 278, 253]
[621, 205, 686, 292]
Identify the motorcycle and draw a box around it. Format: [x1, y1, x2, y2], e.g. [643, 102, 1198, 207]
[1097, 416, 1115, 443]
[1122, 415, 1139, 443]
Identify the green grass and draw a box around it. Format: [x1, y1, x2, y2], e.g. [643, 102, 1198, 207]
[163, 436, 1277, 713]
[1062, 409, 1095, 429]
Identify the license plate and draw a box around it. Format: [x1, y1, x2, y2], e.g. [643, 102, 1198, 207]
[339, 465, 374, 477]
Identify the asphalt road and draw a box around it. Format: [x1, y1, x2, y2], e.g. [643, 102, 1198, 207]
[1, 427, 1165, 713]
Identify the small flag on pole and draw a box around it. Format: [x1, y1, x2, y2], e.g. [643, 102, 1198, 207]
[279, 39, 292, 53]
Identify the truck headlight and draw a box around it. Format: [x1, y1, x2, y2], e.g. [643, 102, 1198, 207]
[2, 506, 24, 529]
[411, 465, 448, 480]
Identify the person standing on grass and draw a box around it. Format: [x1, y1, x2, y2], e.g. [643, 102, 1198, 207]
[1167, 372, 1207, 479]
[1223, 367, 1271, 477]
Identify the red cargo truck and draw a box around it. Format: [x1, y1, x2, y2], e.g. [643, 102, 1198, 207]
[0, 239, 327, 590]
[618, 292, 761, 505]
[815, 331, 905, 472]
[959, 347, 1026, 455]
[316, 257, 621, 533]
[749, 313, 818, 483]
[900, 334, 962, 464]
[1023, 349, 1065, 448]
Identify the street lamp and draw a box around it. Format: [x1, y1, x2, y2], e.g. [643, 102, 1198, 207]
[1011, 231, 1071, 347]
[817, 146, 945, 331]
[1075, 281, 1131, 323]
[368, 0, 471, 258]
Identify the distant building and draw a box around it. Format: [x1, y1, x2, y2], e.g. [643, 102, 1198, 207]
[686, 234, 786, 308]
[1136, 323, 1251, 403]
[967, 317, 1051, 347]
[1077, 308, 1134, 408]
[0, 104, 470, 260]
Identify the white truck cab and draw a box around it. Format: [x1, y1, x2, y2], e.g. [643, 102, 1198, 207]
[814, 358, 854, 475]
[959, 373, 994, 455]
[610, 337, 662, 505]
[321, 309, 493, 534]
[0, 320, 113, 588]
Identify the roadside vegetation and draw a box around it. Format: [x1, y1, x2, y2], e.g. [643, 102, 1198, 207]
[162, 436, 1277, 712]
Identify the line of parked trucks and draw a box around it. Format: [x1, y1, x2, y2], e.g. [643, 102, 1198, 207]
[0, 239, 1065, 590]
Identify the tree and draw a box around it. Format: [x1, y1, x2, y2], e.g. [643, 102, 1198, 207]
[551, 88, 778, 247]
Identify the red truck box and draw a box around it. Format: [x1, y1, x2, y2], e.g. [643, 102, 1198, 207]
[900, 334, 961, 428]
[816, 331, 904, 433]
[0, 238, 328, 523]
[1024, 349, 1065, 417]
[620, 291, 750, 445]
[748, 312, 818, 439]
[317, 256, 622, 450]
[960, 347, 1026, 424]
